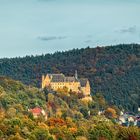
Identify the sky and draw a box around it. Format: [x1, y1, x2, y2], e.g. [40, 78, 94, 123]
[0, 0, 140, 58]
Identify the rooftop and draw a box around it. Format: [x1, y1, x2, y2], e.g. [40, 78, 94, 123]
[46, 73, 89, 87]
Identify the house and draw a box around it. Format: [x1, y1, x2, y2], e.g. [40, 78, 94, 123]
[118, 113, 137, 127]
[29, 107, 48, 120]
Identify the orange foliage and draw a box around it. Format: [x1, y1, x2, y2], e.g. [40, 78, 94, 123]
[68, 127, 77, 134]
[47, 118, 66, 127]
[129, 136, 138, 140]
[0, 109, 5, 120]
[99, 137, 107, 140]
[104, 107, 117, 119]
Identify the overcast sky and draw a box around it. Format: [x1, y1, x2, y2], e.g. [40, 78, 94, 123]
[0, 0, 140, 58]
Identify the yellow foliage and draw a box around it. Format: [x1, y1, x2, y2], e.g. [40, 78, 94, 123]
[56, 109, 62, 118]
[7, 107, 17, 118]
[0, 109, 5, 120]
[57, 86, 69, 94]
[8, 133, 24, 140]
[76, 136, 88, 140]
[38, 122, 49, 129]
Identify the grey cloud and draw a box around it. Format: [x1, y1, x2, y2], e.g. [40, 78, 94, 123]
[85, 40, 92, 43]
[87, 35, 93, 38]
[119, 26, 137, 34]
[38, 36, 67, 41]
[85, 35, 93, 43]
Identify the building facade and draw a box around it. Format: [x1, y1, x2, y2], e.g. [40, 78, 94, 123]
[42, 73, 91, 96]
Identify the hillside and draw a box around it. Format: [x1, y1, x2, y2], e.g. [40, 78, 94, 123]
[1, 77, 140, 140]
[0, 77, 114, 139]
[0, 76, 46, 111]
[0, 44, 140, 112]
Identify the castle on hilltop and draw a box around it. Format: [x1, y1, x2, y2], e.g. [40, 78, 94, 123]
[42, 72, 91, 97]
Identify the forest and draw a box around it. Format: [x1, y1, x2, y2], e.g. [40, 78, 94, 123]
[0, 76, 140, 140]
[0, 44, 140, 112]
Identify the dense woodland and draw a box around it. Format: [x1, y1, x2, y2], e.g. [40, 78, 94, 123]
[0, 77, 140, 140]
[0, 44, 140, 112]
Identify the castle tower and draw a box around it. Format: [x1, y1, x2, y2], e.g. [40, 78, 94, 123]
[75, 70, 78, 80]
[42, 74, 51, 89]
[42, 75, 45, 89]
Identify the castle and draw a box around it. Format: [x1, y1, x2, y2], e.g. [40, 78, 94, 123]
[42, 72, 91, 97]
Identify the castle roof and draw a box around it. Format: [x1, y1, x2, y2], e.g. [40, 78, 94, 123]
[46, 74, 89, 87]
[47, 74, 78, 82]
[65, 76, 77, 82]
[48, 74, 65, 82]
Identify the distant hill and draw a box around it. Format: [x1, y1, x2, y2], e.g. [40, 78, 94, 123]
[0, 44, 140, 112]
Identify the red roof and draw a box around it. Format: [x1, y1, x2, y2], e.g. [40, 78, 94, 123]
[30, 107, 42, 115]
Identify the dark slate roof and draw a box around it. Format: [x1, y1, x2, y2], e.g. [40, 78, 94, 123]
[47, 74, 77, 82]
[79, 78, 88, 87]
[48, 74, 65, 82]
[65, 77, 76, 82]
[47, 74, 89, 87]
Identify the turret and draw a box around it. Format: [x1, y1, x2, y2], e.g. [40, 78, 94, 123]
[42, 74, 51, 89]
[75, 70, 78, 80]
[42, 75, 45, 81]
[42, 75, 45, 89]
